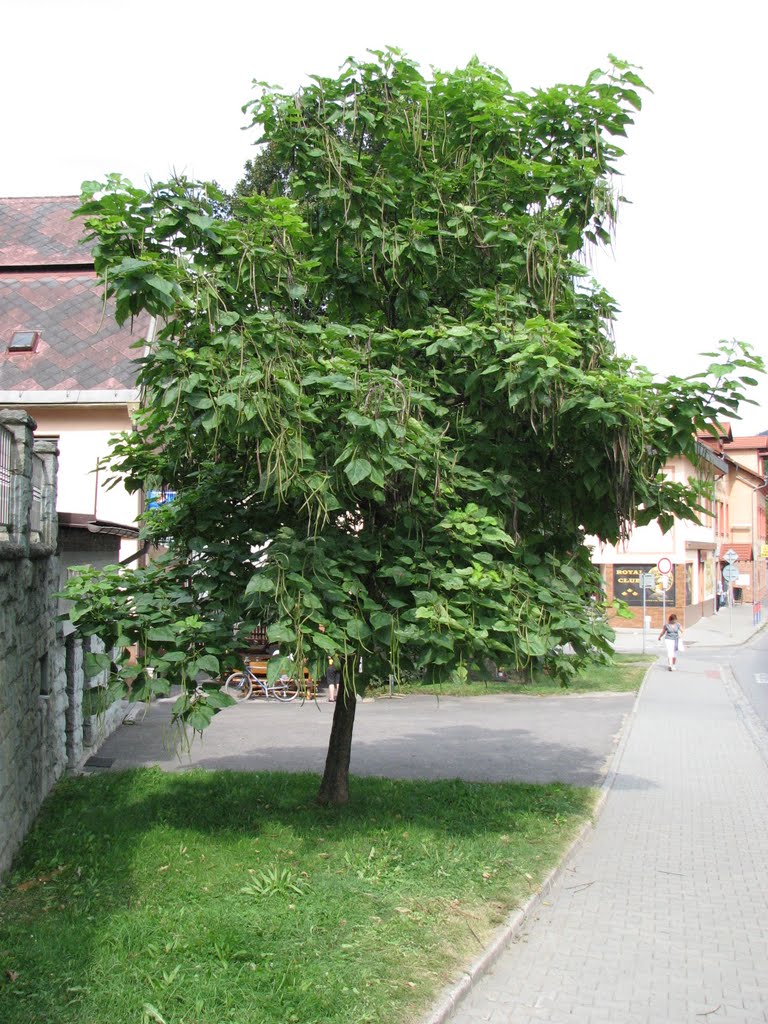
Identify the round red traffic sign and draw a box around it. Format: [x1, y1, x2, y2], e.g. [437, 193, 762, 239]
[657, 557, 672, 574]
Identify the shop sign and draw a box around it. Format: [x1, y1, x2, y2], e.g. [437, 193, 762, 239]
[613, 564, 676, 606]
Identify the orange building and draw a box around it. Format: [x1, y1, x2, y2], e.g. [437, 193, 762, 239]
[590, 427, 767, 629]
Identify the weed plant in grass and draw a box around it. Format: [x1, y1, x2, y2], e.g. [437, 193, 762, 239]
[0, 769, 593, 1024]
[378, 653, 654, 698]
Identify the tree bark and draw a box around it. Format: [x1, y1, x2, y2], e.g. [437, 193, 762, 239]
[317, 680, 356, 805]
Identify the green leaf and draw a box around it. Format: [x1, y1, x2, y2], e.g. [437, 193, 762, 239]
[345, 619, 371, 641]
[188, 212, 217, 231]
[346, 411, 372, 428]
[370, 611, 393, 631]
[267, 624, 297, 644]
[206, 689, 236, 709]
[147, 628, 178, 643]
[185, 703, 215, 732]
[245, 574, 275, 595]
[83, 651, 112, 678]
[191, 654, 220, 676]
[312, 633, 338, 655]
[412, 239, 437, 257]
[560, 565, 582, 586]
[345, 458, 372, 485]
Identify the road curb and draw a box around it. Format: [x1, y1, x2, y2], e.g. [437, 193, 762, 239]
[721, 664, 768, 769]
[421, 663, 652, 1024]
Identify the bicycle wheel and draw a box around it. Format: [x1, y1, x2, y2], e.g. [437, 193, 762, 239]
[272, 677, 299, 702]
[223, 671, 253, 702]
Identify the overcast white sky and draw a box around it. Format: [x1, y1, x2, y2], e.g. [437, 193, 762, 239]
[3, 0, 765, 432]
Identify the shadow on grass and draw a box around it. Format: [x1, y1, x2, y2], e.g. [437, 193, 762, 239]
[8, 767, 595, 863]
[0, 767, 655, 1024]
[1, 764, 657, 923]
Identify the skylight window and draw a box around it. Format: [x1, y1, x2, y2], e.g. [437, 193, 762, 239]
[8, 331, 40, 352]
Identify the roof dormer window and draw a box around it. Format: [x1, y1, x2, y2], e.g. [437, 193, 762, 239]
[8, 330, 40, 352]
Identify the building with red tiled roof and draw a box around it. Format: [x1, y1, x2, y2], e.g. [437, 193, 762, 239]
[0, 196, 147, 394]
[722, 434, 768, 477]
[0, 196, 153, 559]
[697, 429, 768, 604]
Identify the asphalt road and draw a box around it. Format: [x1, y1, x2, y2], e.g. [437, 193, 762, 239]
[730, 628, 768, 728]
[86, 690, 636, 787]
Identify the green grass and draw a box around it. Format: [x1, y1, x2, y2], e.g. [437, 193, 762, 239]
[377, 653, 654, 698]
[0, 769, 594, 1024]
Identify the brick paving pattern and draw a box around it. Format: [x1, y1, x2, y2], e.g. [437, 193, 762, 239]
[449, 663, 768, 1024]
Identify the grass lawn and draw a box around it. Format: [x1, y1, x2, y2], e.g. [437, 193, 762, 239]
[377, 652, 654, 698]
[0, 769, 594, 1024]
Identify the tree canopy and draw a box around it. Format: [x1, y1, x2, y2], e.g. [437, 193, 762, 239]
[66, 49, 762, 802]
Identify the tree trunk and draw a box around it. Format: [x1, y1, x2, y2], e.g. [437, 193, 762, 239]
[317, 681, 356, 805]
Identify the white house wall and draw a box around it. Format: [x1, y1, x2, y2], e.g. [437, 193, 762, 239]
[18, 404, 140, 560]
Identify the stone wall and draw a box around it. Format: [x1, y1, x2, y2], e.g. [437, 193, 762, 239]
[0, 410, 64, 878]
[64, 633, 127, 768]
[0, 411, 130, 880]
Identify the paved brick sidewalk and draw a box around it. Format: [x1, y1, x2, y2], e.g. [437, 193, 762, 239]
[446, 662, 768, 1023]
[612, 603, 764, 655]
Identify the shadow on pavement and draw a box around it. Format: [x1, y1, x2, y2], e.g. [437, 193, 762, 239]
[87, 691, 653, 789]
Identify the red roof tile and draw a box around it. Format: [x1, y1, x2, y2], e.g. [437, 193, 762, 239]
[723, 436, 768, 451]
[0, 197, 92, 267]
[724, 543, 754, 562]
[0, 270, 149, 391]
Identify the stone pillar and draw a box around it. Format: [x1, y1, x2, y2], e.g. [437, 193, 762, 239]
[65, 633, 85, 769]
[33, 438, 58, 549]
[0, 409, 37, 549]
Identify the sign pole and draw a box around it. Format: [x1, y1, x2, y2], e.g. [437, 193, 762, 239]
[639, 572, 656, 654]
[723, 549, 739, 639]
[730, 581, 733, 637]
[656, 558, 672, 632]
[642, 583, 647, 655]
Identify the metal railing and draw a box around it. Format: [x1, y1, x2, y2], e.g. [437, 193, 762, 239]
[0, 424, 12, 528]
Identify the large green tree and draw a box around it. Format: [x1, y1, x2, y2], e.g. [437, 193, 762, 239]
[66, 50, 761, 803]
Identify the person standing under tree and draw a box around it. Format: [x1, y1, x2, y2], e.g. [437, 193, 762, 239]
[325, 657, 341, 702]
[658, 613, 684, 671]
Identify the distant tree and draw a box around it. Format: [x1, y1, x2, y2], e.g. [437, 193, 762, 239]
[66, 50, 762, 804]
[233, 142, 291, 199]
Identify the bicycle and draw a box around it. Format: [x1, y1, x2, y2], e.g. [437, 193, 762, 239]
[223, 659, 300, 703]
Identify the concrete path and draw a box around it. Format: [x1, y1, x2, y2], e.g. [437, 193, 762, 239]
[446, 609, 768, 1024]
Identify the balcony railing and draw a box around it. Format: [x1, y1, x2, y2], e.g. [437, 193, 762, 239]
[0, 424, 12, 529]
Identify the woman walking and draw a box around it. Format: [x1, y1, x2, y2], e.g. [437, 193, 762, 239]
[658, 613, 683, 671]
